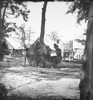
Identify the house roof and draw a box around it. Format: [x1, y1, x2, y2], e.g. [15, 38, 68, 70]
[5, 37, 24, 50]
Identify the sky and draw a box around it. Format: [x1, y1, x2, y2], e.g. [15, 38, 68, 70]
[25, 2, 87, 42]
[10, 1, 87, 49]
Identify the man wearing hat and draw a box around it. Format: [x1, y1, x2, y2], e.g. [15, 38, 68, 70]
[53, 44, 62, 67]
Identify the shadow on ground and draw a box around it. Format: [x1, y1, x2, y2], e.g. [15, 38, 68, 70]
[0, 55, 81, 100]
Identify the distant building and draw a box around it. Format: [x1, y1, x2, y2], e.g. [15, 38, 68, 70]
[73, 48, 84, 60]
[61, 40, 85, 60]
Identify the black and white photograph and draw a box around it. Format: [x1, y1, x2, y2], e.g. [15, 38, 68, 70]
[0, 0, 92, 100]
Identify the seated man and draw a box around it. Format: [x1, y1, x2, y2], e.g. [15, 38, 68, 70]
[50, 50, 57, 62]
[53, 44, 62, 67]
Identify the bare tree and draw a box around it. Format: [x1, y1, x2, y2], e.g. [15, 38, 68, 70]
[47, 31, 59, 43]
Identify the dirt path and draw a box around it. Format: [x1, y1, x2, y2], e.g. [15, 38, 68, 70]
[0, 55, 81, 100]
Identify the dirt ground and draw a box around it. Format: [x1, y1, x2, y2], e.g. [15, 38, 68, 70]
[0, 55, 81, 100]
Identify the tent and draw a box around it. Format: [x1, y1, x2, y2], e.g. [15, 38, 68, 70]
[5, 37, 24, 50]
[5, 37, 25, 55]
[74, 49, 84, 60]
[28, 38, 49, 55]
[26, 38, 52, 66]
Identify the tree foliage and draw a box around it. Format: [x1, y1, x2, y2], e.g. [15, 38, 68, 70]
[3, 0, 30, 34]
[47, 31, 59, 43]
[75, 38, 85, 45]
[67, 0, 92, 23]
[0, 0, 30, 36]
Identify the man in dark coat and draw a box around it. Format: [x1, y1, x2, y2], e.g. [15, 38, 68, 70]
[53, 44, 62, 67]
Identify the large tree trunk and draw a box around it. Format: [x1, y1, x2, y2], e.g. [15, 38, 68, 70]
[0, 1, 4, 49]
[40, 1, 47, 46]
[0, 1, 8, 61]
[79, 3, 93, 100]
[2, 1, 9, 34]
